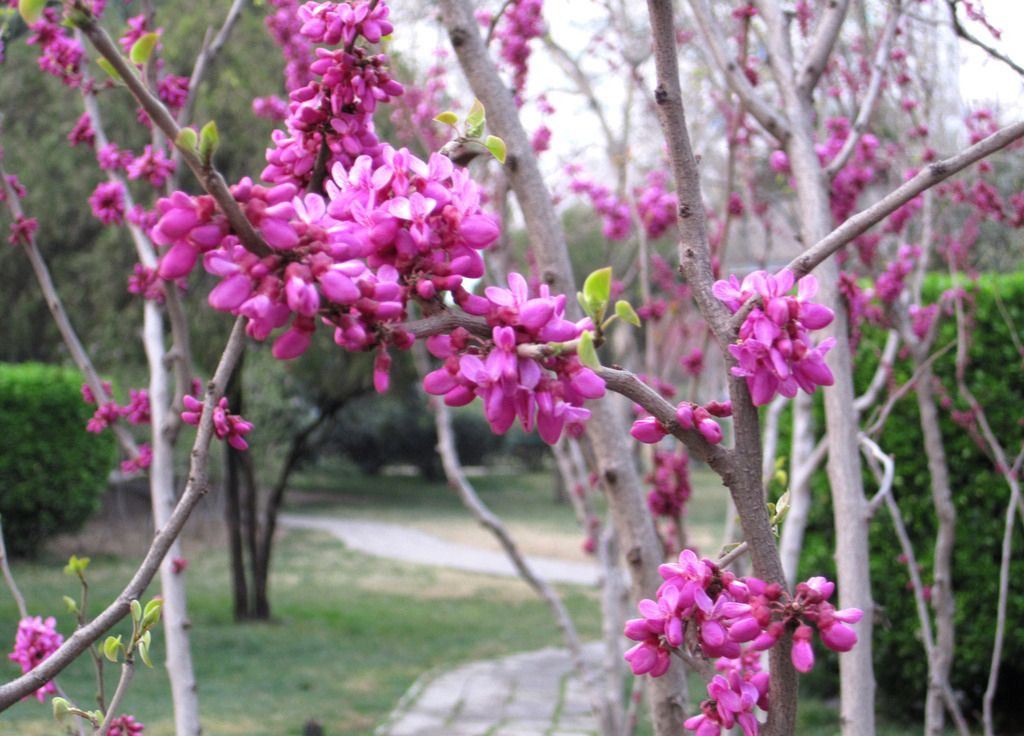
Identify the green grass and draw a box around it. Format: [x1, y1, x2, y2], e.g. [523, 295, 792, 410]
[0, 531, 601, 735]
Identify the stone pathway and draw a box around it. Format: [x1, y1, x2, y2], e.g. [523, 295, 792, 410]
[279, 513, 599, 586]
[280, 513, 607, 734]
[375, 644, 603, 736]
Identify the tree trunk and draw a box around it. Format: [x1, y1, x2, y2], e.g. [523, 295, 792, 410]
[779, 391, 815, 586]
[915, 365, 956, 736]
[143, 303, 202, 736]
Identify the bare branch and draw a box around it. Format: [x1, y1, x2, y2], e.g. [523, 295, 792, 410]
[177, 0, 249, 128]
[797, 0, 851, 97]
[685, 0, 791, 143]
[93, 658, 134, 736]
[0, 162, 141, 460]
[789, 120, 1024, 280]
[0, 518, 27, 620]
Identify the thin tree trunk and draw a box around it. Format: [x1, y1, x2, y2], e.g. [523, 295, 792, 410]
[915, 368, 957, 736]
[779, 391, 815, 586]
[143, 304, 202, 736]
[754, 2, 877, 730]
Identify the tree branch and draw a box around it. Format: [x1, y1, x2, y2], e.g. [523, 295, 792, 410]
[796, 0, 851, 97]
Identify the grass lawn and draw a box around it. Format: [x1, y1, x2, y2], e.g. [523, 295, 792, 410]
[0, 530, 602, 735]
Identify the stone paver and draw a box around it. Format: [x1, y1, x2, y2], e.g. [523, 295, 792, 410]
[279, 513, 599, 586]
[375, 644, 604, 736]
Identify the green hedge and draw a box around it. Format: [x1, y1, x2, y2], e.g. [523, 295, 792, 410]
[793, 272, 1024, 725]
[0, 363, 115, 557]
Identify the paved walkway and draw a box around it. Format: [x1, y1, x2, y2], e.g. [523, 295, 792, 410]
[375, 644, 604, 736]
[279, 513, 599, 586]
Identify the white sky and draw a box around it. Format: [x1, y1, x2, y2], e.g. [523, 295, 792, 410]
[958, 0, 1024, 114]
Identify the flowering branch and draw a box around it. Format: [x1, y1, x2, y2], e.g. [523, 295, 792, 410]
[73, 7, 272, 258]
[824, 1, 903, 178]
[728, 118, 1024, 334]
[0, 318, 246, 709]
[945, 0, 1024, 78]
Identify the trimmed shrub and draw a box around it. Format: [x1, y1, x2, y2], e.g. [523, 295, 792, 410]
[0, 363, 115, 557]
[793, 272, 1024, 725]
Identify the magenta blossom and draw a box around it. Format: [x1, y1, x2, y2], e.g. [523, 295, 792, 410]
[182, 395, 254, 450]
[89, 181, 127, 225]
[8, 616, 63, 702]
[714, 269, 835, 405]
[106, 714, 145, 735]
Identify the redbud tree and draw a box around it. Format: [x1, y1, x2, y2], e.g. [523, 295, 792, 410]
[1, 0, 1022, 735]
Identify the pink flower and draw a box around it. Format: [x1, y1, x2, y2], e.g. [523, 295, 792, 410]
[715, 269, 835, 405]
[89, 181, 126, 225]
[181, 394, 254, 450]
[106, 714, 145, 735]
[8, 616, 63, 702]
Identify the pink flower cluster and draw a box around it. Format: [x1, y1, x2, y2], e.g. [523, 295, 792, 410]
[566, 167, 678, 242]
[83, 383, 151, 433]
[155, 143, 498, 382]
[423, 272, 604, 443]
[261, 0, 399, 189]
[25, 8, 84, 87]
[181, 394, 254, 450]
[263, 0, 316, 94]
[8, 616, 63, 702]
[685, 658, 768, 736]
[630, 400, 729, 446]
[89, 181, 127, 225]
[106, 714, 145, 735]
[477, 0, 545, 103]
[714, 269, 835, 406]
[646, 448, 692, 519]
[625, 551, 862, 734]
[120, 443, 153, 475]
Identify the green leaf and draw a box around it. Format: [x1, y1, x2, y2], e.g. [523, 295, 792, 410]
[129, 32, 159, 65]
[582, 267, 612, 318]
[483, 135, 506, 164]
[138, 642, 151, 671]
[62, 595, 79, 614]
[198, 121, 219, 165]
[96, 58, 122, 82]
[614, 300, 641, 327]
[433, 111, 459, 127]
[52, 697, 71, 723]
[577, 330, 600, 369]
[130, 599, 142, 625]
[102, 635, 122, 663]
[141, 598, 163, 630]
[465, 99, 485, 138]
[63, 554, 90, 576]
[175, 127, 198, 152]
[18, 0, 46, 25]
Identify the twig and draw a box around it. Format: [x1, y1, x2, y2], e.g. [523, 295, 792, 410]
[796, 0, 851, 96]
[864, 341, 955, 437]
[94, 658, 134, 736]
[685, 0, 790, 143]
[945, 0, 1024, 78]
[715, 541, 748, 570]
[484, 0, 516, 47]
[0, 518, 27, 620]
[177, 0, 249, 128]
[0, 318, 247, 709]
